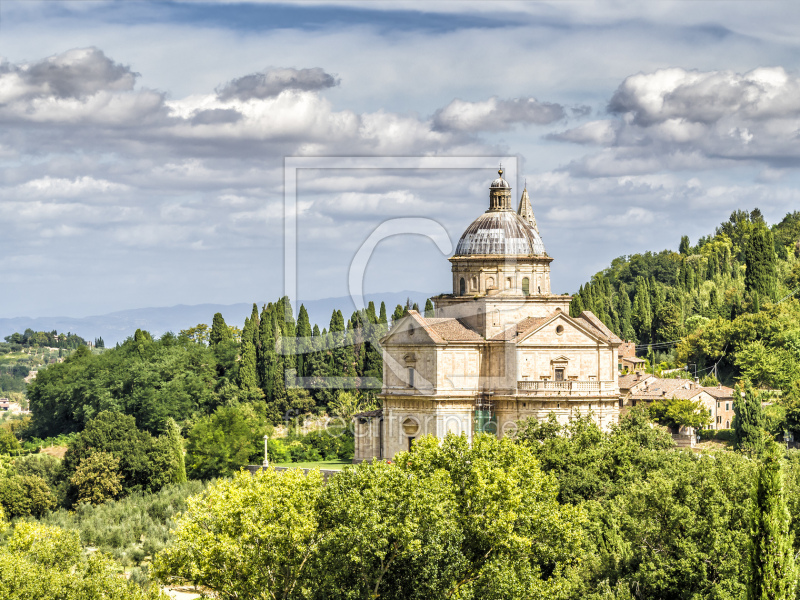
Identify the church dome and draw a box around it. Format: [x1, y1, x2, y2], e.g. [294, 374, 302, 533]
[490, 174, 510, 188]
[455, 210, 546, 256]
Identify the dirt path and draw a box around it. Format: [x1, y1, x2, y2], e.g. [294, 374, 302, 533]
[162, 586, 202, 599]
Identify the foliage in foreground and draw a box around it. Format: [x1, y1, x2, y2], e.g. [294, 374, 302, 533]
[32, 480, 207, 568]
[155, 433, 585, 600]
[0, 518, 167, 600]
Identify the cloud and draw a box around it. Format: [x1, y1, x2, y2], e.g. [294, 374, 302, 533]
[551, 66, 800, 176]
[216, 67, 339, 101]
[0, 47, 137, 101]
[432, 96, 565, 132]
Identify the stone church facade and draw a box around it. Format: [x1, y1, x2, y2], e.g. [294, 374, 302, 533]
[354, 169, 622, 462]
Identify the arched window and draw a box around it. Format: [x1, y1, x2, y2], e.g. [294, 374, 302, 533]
[459, 277, 466, 295]
[522, 277, 530, 296]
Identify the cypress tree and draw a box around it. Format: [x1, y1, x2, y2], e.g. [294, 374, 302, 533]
[237, 340, 263, 401]
[164, 418, 186, 484]
[379, 302, 388, 325]
[366, 301, 378, 324]
[391, 304, 404, 326]
[734, 382, 766, 457]
[258, 308, 274, 397]
[296, 304, 312, 379]
[209, 312, 232, 346]
[249, 303, 260, 347]
[424, 299, 435, 319]
[746, 226, 778, 302]
[679, 235, 691, 255]
[749, 442, 797, 600]
[570, 294, 585, 317]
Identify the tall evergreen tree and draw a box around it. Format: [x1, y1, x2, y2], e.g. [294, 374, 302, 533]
[237, 340, 263, 402]
[249, 303, 260, 347]
[733, 382, 766, 457]
[209, 313, 232, 346]
[366, 301, 378, 325]
[164, 418, 187, 484]
[746, 226, 778, 302]
[749, 442, 797, 600]
[424, 299, 435, 319]
[679, 235, 691, 255]
[296, 305, 312, 379]
[379, 302, 388, 325]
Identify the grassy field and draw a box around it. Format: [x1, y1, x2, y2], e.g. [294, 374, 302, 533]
[274, 460, 350, 470]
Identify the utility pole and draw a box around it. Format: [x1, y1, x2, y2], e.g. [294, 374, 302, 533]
[263, 434, 269, 468]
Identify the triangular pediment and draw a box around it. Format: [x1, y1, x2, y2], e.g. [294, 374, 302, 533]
[381, 311, 442, 346]
[516, 312, 611, 346]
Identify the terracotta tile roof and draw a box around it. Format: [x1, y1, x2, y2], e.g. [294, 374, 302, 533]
[671, 388, 705, 400]
[578, 311, 623, 343]
[618, 373, 654, 390]
[490, 315, 552, 342]
[646, 378, 695, 395]
[621, 356, 646, 364]
[426, 318, 484, 342]
[629, 392, 665, 401]
[703, 386, 735, 399]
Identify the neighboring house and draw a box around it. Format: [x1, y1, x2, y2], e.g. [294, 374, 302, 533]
[627, 377, 697, 410]
[617, 341, 647, 373]
[618, 372, 657, 414]
[0, 398, 9, 411]
[703, 386, 736, 429]
[354, 170, 622, 463]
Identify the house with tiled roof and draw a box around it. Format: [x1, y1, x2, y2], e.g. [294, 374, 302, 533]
[354, 170, 623, 462]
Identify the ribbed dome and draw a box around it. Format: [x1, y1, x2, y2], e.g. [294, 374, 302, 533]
[455, 211, 546, 256]
[490, 176, 510, 188]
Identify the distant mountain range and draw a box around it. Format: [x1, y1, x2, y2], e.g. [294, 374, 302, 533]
[0, 291, 436, 346]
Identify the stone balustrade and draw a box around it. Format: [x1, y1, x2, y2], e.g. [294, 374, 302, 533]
[517, 380, 617, 395]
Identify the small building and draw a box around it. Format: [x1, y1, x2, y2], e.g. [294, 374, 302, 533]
[703, 385, 736, 429]
[0, 398, 9, 411]
[618, 372, 657, 413]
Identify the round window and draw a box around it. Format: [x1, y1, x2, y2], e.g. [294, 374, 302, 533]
[402, 418, 419, 436]
[556, 325, 564, 335]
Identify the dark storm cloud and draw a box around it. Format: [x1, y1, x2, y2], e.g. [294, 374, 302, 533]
[216, 67, 339, 101]
[432, 96, 566, 132]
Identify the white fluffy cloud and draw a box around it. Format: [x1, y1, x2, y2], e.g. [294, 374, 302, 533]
[554, 67, 800, 175]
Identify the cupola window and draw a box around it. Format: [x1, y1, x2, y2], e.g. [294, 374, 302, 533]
[522, 277, 530, 296]
[459, 277, 465, 296]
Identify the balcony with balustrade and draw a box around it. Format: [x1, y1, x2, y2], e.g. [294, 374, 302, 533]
[517, 380, 618, 397]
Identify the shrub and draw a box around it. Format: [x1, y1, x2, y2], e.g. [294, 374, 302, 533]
[0, 474, 56, 517]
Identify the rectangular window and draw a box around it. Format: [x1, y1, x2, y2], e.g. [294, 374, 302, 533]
[726, 402, 729, 411]
[408, 436, 415, 451]
[408, 367, 415, 389]
[619, 399, 623, 408]
[555, 368, 565, 381]
[632, 400, 637, 407]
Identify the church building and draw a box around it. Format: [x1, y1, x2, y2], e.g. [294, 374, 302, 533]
[353, 169, 622, 462]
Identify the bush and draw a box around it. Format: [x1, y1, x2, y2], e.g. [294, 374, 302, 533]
[0, 474, 56, 517]
[32, 480, 207, 567]
[698, 428, 736, 442]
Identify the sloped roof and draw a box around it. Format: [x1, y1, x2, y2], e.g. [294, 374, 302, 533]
[618, 373, 654, 390]
[671, 388, 706, 400]
[490, 315, 552, 342]
[426, 318, 484, 342]
[703, 386, 735, 399]
[646, 378, 695, 396]
[578, 311, 623, 344]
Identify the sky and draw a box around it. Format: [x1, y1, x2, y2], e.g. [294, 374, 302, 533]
[3, 0, 800, 318]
